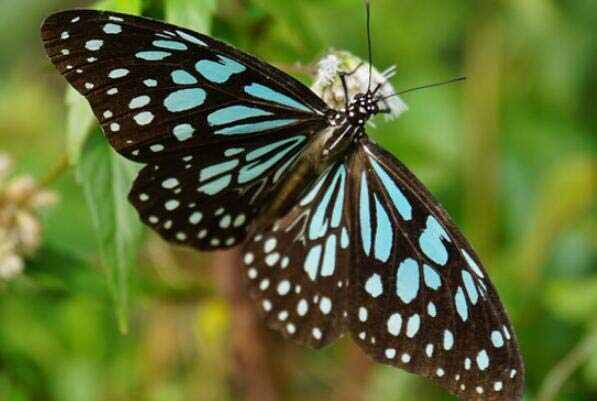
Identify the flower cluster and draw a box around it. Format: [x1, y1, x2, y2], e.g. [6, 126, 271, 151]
[0, 154, 57, 280]
[310, 50, 408, 121]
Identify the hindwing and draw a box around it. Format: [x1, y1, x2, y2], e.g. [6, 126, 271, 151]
[345, 137, 523, 401]
[242, 161, 353, 347]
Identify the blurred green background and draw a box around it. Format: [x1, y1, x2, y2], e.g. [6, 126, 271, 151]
[0, 0, 595, 401]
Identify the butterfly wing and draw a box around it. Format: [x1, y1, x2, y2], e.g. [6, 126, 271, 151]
[131, 132, 323, 249]
[41, 9, 330, 249]
[241, 160, 353, 347]
[345, 137, 523, 401]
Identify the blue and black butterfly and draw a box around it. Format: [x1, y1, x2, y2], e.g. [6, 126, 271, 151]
[41, 7, 523, 401]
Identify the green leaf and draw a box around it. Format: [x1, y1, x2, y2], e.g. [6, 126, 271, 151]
[63, 0, 145, 332]
[165, 0, 216, 32]
[64, 0, 143, 165]
[76, 130, 144, 333]
[545, 278, 597, 323]
[65, 88, 95, 165]
[94, 0, 143, 13]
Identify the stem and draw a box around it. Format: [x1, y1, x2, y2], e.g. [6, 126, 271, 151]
[39, 154, 70, 189]
[463, 13, 503, 259]
[536, 323, 597, 401]
[273, 62, 317, 76]
[212, 249, 281, 401]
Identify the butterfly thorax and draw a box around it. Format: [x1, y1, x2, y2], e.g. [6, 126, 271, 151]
[253, 93, 380, 231]
[252, 106, 365, 233]
[345, 92, 380, 127]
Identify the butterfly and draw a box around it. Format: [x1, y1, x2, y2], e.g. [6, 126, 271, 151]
[41, 7, 524, 401]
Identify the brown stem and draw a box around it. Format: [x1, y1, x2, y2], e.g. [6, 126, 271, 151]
[211, 249, 281, 401]
[536, 323, 597, 401]
[463, 12, 503, 260]
[38, 153, 70, 189]
[331, 343, 374, 401]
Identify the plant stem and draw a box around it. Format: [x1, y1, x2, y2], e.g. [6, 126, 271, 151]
[39, 154, 70, 188]
[536, 323, 597, 401]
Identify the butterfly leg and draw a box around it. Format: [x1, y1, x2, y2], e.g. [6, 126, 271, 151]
[371, 82, 384, 95]
[339, 62, 366, 108]
[345, 62, 365, 76]
[339, 72, 351, 109]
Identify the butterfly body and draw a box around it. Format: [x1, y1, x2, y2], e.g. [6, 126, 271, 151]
[41, 9, 524, 401]
[252, 93, 378, 231]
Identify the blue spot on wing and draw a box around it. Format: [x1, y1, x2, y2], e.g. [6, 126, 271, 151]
[330, 168, 346, 228]
[370, 158, 412, 220]
[153, 40, 188, 50]
[491, 331, 504, 348]
[176, 30, 207, 46]
[340, 227, 349, 249]
[196, 56, 246, 83]
[396, 258, 420, 304]
[419, 215, 451, 265]
[359, 172, 372, 256]
[308, 166, 346, 240]
[197, 175, 231, 195]
[462, 249, 485, 278]
[477, 350, 489, 370]
[443, 330, 454, 350]
[244, 83, 311, 112]
[200, 160, 238, 182]
[454, 286, 469, 321]
[321, 234, 337, 277]
[207, 105, 273, 126]
[214, 119, 298, 135]
[365, 273, 383, 297]
[461, 270, 479, 304]
[136, 51, 171, 61]
[304, 245, 322, 281]
[171, 70, 198, 85]
[300, 167, 332, 206]
[406, 314, 421, 337]
[423, 264, 441, 290]
[172, 124, 195, 141]
[164, 88, 206, 112]
[238, 136, 305, 183]
[103, 23, 121, 34]
[373, 195, 392, 262]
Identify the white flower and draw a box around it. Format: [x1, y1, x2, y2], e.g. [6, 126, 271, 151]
[311, 50, 408, 121]
[0, 153, 58, 280]
[0, 228, 23, 280]
[0, 253, 24, 280]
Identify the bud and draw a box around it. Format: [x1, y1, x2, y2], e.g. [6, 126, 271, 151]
[0, 228, 23, 280]
[0, 153, 58, 280]
[310, 50, 408, 121]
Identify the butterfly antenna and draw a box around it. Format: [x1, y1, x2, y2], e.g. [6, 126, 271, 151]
[365, 0, 373, 93]
[381, 76, 466, 100]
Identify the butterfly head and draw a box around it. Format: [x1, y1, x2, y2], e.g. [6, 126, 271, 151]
[346, 92, 380, 127]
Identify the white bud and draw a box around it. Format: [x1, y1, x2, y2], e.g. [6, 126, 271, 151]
[0, 153, 12, 184]
[0, 253, 24, 280]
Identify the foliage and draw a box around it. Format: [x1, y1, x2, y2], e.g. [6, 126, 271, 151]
[0, 0, 595, 401]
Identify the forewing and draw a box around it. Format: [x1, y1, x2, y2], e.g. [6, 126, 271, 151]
[241, 161, 353, 347]
[41, 10, 328, 162]
[346, 138, 524, 401]
[41, 9, 330, 249]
